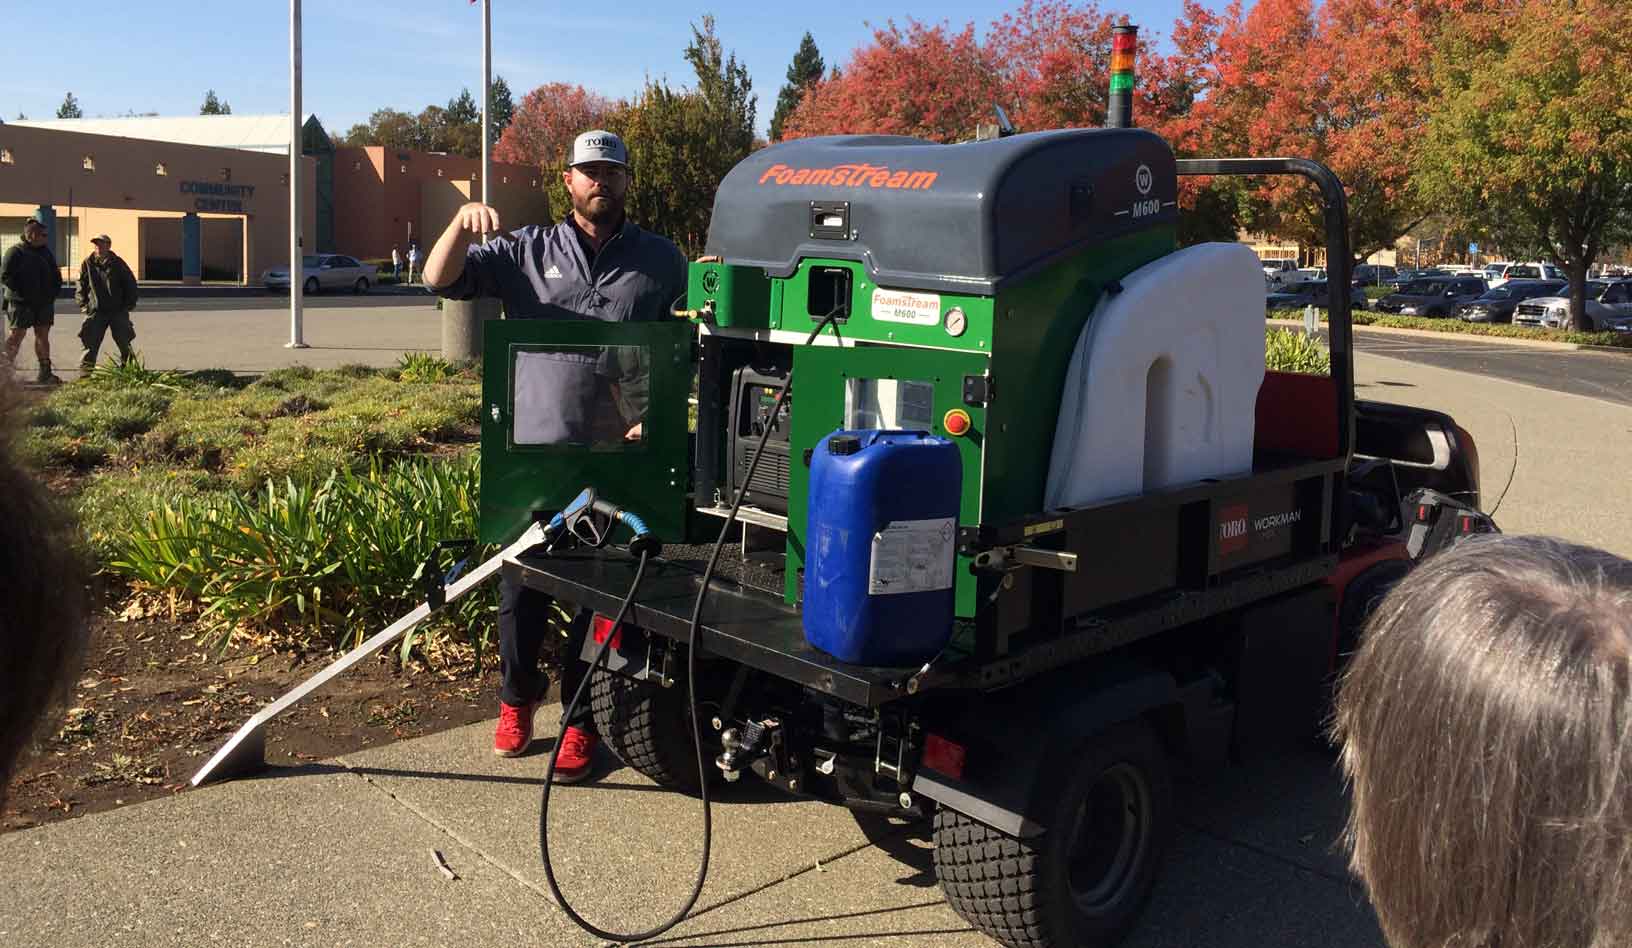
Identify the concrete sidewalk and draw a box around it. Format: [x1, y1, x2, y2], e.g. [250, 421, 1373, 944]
[0, 707, 1381, 948]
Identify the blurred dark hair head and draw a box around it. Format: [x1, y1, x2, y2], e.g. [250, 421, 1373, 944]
[0, 377, 89, 806]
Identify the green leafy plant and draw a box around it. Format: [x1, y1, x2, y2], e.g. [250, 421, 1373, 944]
[396, 352, 457, 384]
[82, 352, 185, 390]
[103, 454, 493, 654]
[1265, 328, 1332, 375]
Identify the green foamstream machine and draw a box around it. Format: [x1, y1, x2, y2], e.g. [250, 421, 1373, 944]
[195, 33, 1497, 948]
[480, 120, 1495, 945]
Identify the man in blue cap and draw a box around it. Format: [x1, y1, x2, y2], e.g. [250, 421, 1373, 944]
[423, 129, 685, 782]
[2, 217, 65, 384]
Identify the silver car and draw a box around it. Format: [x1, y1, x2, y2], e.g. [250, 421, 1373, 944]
[260, 254, 374, 294]
[1513, 280, 1632, 332]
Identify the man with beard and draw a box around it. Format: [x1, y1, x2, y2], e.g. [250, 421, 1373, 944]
[2, 217, 65, 384]
[424, 129, 685, 782]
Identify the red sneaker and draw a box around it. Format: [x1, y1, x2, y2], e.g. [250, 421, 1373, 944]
[493, 701, 535, 757]
[553, 726, 599, 784]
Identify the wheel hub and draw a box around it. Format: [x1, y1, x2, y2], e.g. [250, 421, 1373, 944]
[1067, 762, 1152, 913]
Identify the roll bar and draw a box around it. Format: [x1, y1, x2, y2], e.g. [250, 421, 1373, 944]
[1174, 158, 1354, 462]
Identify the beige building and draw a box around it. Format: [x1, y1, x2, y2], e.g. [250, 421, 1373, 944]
[332, 146, 550, 262]
[0, 122, 315, 283]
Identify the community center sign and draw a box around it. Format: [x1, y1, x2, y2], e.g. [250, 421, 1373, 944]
[180, 181, 255, 213]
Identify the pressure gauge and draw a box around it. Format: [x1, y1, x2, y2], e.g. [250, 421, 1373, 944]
[944, 306, 968, 337]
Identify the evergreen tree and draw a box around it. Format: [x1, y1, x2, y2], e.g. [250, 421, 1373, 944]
[56, 93, 82, 119]
[770, 33, 824, 141]
[200, 89, 232, 115]
[446, 89, 479, 126]
[489, 75, 515, 143]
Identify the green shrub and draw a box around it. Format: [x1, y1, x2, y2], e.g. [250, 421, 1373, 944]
[1265, 328, 1331, 374]
[82, 353, 184, 390]
[75, 467, 225, 556]
[397, 352, 457, 384]
[101, 454, 493, 653]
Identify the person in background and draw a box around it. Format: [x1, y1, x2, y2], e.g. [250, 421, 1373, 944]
[75, 234, 140, 370]
[1334, 533, 1632, 948]
[391, 244, 403, 283]
[0, 374, 89, 805]
[2, 217, 65, 384]
[406, 242, 420, 285]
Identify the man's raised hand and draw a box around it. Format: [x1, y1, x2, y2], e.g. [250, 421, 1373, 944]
[454, 202, 502, 237]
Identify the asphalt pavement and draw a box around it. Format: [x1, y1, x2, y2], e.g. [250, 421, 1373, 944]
[1336, 326, 1632, 408]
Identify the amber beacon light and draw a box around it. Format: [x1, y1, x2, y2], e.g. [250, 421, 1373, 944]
[1107, 24, 1138, 129]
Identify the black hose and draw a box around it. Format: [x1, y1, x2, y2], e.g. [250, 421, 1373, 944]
[535, 309, 843, 943]
[536, 549, 653, 941]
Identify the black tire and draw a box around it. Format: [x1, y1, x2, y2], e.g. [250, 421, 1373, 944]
[933, 721, 1172, 948]
[353, 277, 370, 294]
[303, 277, 320, 295]
[589, 666, 717, 794]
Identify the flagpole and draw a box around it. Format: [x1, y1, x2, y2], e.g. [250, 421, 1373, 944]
[481, 0, 491, 211]
[287, 0, 308, 349]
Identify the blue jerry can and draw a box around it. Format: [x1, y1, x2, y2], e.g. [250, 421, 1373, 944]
[803, 429, 962, 666]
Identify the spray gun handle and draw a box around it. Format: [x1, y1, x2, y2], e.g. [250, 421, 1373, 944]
[546, 487, 660, 556]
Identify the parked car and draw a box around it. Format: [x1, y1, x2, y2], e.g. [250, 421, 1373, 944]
[1265, 279, 1369, 311]
[260, 254, 375, 294]
[1351, 263, 1397, 286]
[1373, 274, 1489, 317]
[1513, 279, 1632, 332]
[1482, 262, 1511, 282]
[1293, 266, 1327, 282]
[1488, 261, 1565, 288]
[1261, 258, 1301, 287]
[1385, 268, 1451, 291]
[1455, 279, 1566, 324]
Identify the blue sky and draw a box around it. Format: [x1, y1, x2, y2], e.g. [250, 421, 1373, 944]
[0, 0, 1214, 139]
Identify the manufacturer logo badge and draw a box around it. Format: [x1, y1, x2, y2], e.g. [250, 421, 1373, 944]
[1135, 163, 1153, 195]
[1218, 504, 1249, 555]
[544, 264, 563, 279]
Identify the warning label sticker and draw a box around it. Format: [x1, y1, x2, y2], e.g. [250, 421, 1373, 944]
[871, 288, 941, 326]
[868, 517, 957, 596]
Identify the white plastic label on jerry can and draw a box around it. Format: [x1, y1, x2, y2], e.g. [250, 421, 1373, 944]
[1303, 304, 1318, 337]
[868, 517, 956, 595]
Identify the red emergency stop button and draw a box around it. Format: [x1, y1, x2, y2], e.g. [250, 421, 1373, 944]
[943, 409, 972, 436]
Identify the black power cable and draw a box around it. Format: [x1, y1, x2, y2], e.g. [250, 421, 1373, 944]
[537, 309, 843, 942]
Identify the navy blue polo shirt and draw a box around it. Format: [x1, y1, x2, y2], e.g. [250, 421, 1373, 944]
[434, 216, 685, 323]
[433, 216, 686, 445]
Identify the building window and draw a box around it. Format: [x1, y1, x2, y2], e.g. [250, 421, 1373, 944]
[220, 167, 232, 182]
[0, 148, 13, 165]
[502, 175, 509, 184]
[280, 172, 290, 185]
[436, 168, 444, 178]
[155, 162, 168, 175]
[531, 178, 539, 188]
[399, 164, 407, 173]
[353, 160, 363, 171]
[83, 155, 96, 172]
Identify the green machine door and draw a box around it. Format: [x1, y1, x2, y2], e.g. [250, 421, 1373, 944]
[787, 344, 990, 616]
[480, 319, 694, 545]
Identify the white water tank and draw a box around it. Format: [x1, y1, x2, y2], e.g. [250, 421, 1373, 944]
[1044, 242, 1266, 510]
